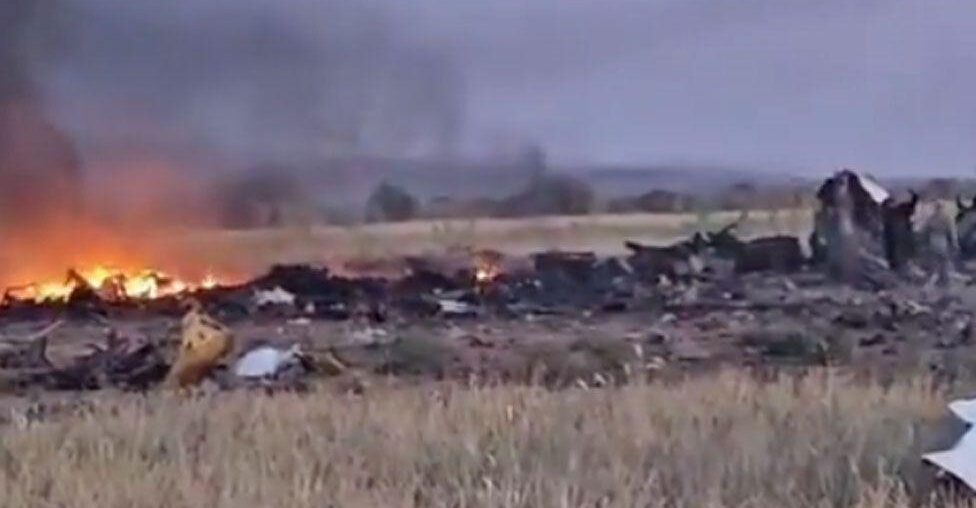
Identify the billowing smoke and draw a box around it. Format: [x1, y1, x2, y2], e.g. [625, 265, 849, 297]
[26, 0, 976, 175]
[48, 0, 467, 167]
[0, 0, 82, 227]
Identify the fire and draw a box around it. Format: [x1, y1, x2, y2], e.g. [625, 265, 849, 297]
[4, 266, 221, 303]
[473, 250, 503, 284]
[201, 274, 219, 290]
[475, 266, 497, 283]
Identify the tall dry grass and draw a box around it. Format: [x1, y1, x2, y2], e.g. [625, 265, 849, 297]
[0, 371, 965, 507]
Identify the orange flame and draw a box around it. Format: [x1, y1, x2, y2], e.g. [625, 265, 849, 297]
[4, 266, 223, 303]
[473, 251, 503, 284]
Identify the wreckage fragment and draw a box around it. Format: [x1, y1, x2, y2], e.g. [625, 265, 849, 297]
[434, 297, 479, 318]
[956, 196, 976, 259]
[815, 169, 887, 232]
[55, 333, 169, 390]
[0, 324, 169, 392]
[881, 191, 919, 273]
[234, 344, 307, 379]
[624, 236, 704, 281]
[705, 223, 805, 274]
[0, 320, 61, 369]
[252, 286, 297, 307]
[923, 398, 976, 492]
[164, 304, 233, 388]
[810, 169, 915, 285]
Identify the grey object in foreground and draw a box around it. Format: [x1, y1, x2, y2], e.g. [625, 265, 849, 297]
[923, 398, 976, 491]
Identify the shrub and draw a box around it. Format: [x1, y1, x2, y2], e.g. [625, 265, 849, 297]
[214, 166, 306, 229]
[365, 181, 419, 223]
[496, 174, 594, 217]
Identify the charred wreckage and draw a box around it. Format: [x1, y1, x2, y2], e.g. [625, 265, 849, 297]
[0, 169, 975, 395]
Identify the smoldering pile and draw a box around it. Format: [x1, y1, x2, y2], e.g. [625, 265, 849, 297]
[1, 169, 975, 395]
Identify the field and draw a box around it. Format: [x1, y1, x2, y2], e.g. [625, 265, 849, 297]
[3, 209, 974, 507]
[164, 209, 814, 279]
[0, 371, 967, 507]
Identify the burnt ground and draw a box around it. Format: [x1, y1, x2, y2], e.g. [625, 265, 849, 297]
[3, 254, 976, 398]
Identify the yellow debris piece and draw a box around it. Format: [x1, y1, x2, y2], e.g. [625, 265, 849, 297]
[164, 303, 234, 389]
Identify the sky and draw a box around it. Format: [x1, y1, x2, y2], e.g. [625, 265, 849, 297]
[30, 0, 976, 176]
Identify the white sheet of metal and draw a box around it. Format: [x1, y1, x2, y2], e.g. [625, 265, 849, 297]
[950, 399, 976, 424]
[924, 427, 976, 491]
[853, 172, 889, 204]
[923, 398, 976, 491]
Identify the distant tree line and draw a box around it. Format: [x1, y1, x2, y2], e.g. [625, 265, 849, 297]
[217, 166, 976, 228]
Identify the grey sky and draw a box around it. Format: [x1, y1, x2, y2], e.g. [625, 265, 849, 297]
[38, 0, 976, 175]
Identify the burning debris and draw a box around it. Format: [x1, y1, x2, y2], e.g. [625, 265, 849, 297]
[0, 170, 971, 394]
[3, 267, 221, 304]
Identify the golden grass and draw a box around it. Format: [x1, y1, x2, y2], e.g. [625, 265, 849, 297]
[0, 371, 966, 507]
[154, 209, 815, 279]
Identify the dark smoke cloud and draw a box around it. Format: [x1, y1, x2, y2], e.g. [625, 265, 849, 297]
[30, 0, 976, 175]
[44, 0, 465, 166]
[0, 1, 34, 99]
[0, 0, 81, 225]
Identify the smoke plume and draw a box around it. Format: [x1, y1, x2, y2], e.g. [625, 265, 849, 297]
[0, 0, 82, 227]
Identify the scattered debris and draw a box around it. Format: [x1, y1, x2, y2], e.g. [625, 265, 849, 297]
[624, 236, 704, 281]
[252, 286, 296, 307]
[0, 321, 61, 369]
[435, 298, 479, 318]
[234, 344, 307, 379]
[0, 169, 974, 393]
[164, 304, 234, 389]
[705, 222, 805, 274]
[924, 398, 976, 492]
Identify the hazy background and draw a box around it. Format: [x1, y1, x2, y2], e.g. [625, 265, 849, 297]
[0, 0, 974, 285]
[26, 0, 976, 177]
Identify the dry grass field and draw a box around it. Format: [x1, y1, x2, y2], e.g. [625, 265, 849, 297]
[158, 209, 814, 279]
[0, 371, 969, 507]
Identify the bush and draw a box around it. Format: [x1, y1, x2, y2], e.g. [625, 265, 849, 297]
[214, 166, 305, 229]
[365, 181, 419, 222]
[607, 189, 696, 214]
[496, 174, 594, 217]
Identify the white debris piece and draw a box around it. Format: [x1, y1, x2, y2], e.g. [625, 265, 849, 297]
[923, 397, 976, 491]
[252, 286, 296, 307]
[437, 298, 478, 317]
[950, 399, 976, 424]
[234, 344, 304, 379]
[851, 171, 889, 204]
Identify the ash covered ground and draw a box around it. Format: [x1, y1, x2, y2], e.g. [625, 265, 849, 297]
[2, 236, 975, 395]
[0, 170, 973, 394]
